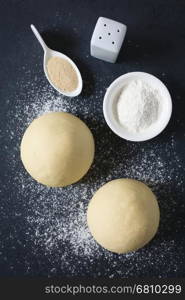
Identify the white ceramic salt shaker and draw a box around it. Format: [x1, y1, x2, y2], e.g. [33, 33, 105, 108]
[90, 17, 127, 63]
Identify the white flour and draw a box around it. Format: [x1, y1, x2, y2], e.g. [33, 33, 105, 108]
[116, 80, 161, 133]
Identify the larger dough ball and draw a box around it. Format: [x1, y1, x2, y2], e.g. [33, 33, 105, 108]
[20, 112, 95, 187]
[87, 179, 160, 254]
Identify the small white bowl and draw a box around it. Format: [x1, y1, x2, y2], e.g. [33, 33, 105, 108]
[103, 72, 172, 142]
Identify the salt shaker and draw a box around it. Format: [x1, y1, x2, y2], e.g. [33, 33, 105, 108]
[90, 17, 127, 63]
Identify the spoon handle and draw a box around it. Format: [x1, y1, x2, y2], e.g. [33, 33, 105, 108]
[30, 24, 48, 52]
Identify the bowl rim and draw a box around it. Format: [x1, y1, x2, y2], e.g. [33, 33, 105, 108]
[103, 72, 173, 142]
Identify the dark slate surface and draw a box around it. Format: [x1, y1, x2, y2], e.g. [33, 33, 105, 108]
[0, 0, 185, 277]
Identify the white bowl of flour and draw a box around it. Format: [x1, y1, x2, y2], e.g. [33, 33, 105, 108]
[103, 72, 172, 142]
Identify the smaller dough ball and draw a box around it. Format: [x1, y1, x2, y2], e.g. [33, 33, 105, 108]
[20, 112, 95, 187]
[87, 179, 160, 254]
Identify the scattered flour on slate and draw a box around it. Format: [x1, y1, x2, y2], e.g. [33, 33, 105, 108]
[2, 75, 185, 277]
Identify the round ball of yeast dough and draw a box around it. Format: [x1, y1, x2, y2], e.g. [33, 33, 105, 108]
[20, 112, 95, 187]
[87, 179, 160, 254]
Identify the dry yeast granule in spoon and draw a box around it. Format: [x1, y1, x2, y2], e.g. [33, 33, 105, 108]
[47, 57, 78, 93]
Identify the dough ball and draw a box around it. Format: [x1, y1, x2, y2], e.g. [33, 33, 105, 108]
[87, 179, 160, 254]
[20, 112, 95, 187]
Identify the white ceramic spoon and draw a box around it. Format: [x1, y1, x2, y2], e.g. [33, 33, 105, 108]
[30, 24, 83, 97]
